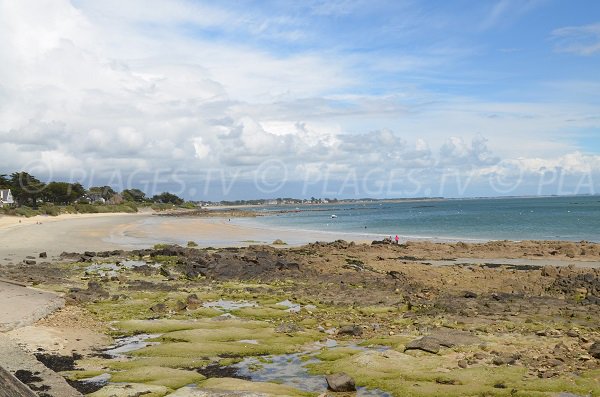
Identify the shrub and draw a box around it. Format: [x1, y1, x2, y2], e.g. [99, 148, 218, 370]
[187, 241, 198, 247]
[41, 204, 61, 216]
[15, 206, 39, 217]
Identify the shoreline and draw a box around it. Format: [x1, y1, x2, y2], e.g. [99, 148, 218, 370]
[2, 211, 600, 267]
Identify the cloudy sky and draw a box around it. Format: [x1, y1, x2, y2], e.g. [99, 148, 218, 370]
[1, 0, 599, 199]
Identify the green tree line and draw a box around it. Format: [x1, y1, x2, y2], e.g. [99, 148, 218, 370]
[0, 172, 184, 208]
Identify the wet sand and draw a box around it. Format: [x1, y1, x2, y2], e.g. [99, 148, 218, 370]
[0, 212, 373, 264]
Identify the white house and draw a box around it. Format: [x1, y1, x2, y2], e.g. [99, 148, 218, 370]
[0, 189, 14, 207]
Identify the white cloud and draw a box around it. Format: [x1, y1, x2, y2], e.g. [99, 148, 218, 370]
[552, 23, 600, 55]
[0, 0, 598, 198]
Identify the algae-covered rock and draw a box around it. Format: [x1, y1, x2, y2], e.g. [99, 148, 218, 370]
[326, 372, 356, 391]
[89, 383, 169, 397]
[199, 377, 308, 396]
[589, 341, 600, 359]
[167, 387, 267, 396]
[110, 366, 205, 389]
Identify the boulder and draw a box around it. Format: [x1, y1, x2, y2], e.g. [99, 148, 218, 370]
[405, 329, 480, 354]
[325, 373, 356, 392]
[541, 265, 559, 278]
[39, 252, 47, 258]
[337, 325, 363, 337]
[589, 341, 600, 359]
[405, 336, 441, 354]
[174, 300, 187, 312]
[492, 353, 519, 366]
[150, 303, 168, 313]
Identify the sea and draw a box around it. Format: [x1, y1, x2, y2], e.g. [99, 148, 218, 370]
[236, 195, 600, 243]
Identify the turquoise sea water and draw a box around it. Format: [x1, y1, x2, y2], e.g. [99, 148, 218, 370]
[239, 196, 600, 242]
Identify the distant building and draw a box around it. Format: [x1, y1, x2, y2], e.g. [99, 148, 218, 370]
[0, 189, 14, 207]
[83, 193, 106, 204]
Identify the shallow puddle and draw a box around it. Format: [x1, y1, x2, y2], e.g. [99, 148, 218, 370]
[85, 260, 158, 277]
[276, 299, 316, 313]
[232, 346, 392, 396]
[202, 300, 258, 311]
[103, 333, 161, 358]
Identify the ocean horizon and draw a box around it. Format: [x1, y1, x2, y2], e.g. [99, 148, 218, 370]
[236, 195, 600, 243]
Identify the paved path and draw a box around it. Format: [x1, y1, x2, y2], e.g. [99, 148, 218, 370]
[0, 281, 81, 396]
[0, 281, 64, 332]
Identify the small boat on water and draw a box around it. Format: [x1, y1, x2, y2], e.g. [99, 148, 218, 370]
[330, 214, 337, 218]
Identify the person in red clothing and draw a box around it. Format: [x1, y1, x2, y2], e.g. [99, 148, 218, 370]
[395, 235, 399, 244]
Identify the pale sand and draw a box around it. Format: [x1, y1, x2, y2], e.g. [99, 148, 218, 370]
[0, 211, 370, 264]
[0, 212, 148, 262]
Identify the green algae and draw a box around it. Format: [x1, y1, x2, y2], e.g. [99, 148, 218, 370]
[105, 357, 210, 371]
[199, 377, 312, 397]
[114, 318, 321, 360]
[306, 349, 600, 397]
[313, 347, 361, 361]
[89, 383, 169, 397]
[231, 306, 291, 320]
[109, 366, 205, 389]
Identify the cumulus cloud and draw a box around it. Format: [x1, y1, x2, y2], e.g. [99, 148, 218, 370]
[0, 0, 598, 199]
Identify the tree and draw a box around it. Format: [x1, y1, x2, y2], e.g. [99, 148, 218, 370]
[0, 174, 10, 188]
[43, 182, 85, 204]
[152, 192, 184, 205]
[122, 188, 147, 202]
[89, 186, 117, 201]
[9, 172, 46, 208]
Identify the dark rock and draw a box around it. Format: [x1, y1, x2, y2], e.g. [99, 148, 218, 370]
[457, 359, 468, 368]
[428, 328, 481, 347]
[186, 294, 201, 305]
[492, 354, 519, 366]
[589, 341, 600, 359]
[405, 337, 441, 354]
[159, 266, 171, 278]
[541, 265, 559, 277]
[435, 377, 461, 385]
[150, 303, 167, 313]
[406, 329, 480, 355]
[566, 329, 579, 337]
[83, 251, 96, 257]
[326, 373, 356, 392]
[276, 260, 300, 271]
[388, 270, 405, 280]
[39, 252, 47, 258]
[337, 325, 363, 337]
[174, 300, 187, 312]
[60, 251, 83, 260]
[464, 291, 478, 298]
[66, 281, 109, 303]
[275, 323, 304, 334]
[34, 353, 81, 372]
[24, 260, 36, 265]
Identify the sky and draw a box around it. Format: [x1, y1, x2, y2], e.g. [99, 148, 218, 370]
[1, 0, 599, 200]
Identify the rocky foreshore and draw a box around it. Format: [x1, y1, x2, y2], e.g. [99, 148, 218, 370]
[1, 239, 599, 396]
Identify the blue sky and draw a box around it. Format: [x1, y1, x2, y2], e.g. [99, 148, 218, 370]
[1, 0, 599, 199]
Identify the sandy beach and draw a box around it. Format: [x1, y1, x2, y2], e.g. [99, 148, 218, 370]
[0, 211, 376, 265]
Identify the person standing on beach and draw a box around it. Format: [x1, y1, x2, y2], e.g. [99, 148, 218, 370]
[395, 235, 399, 244]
